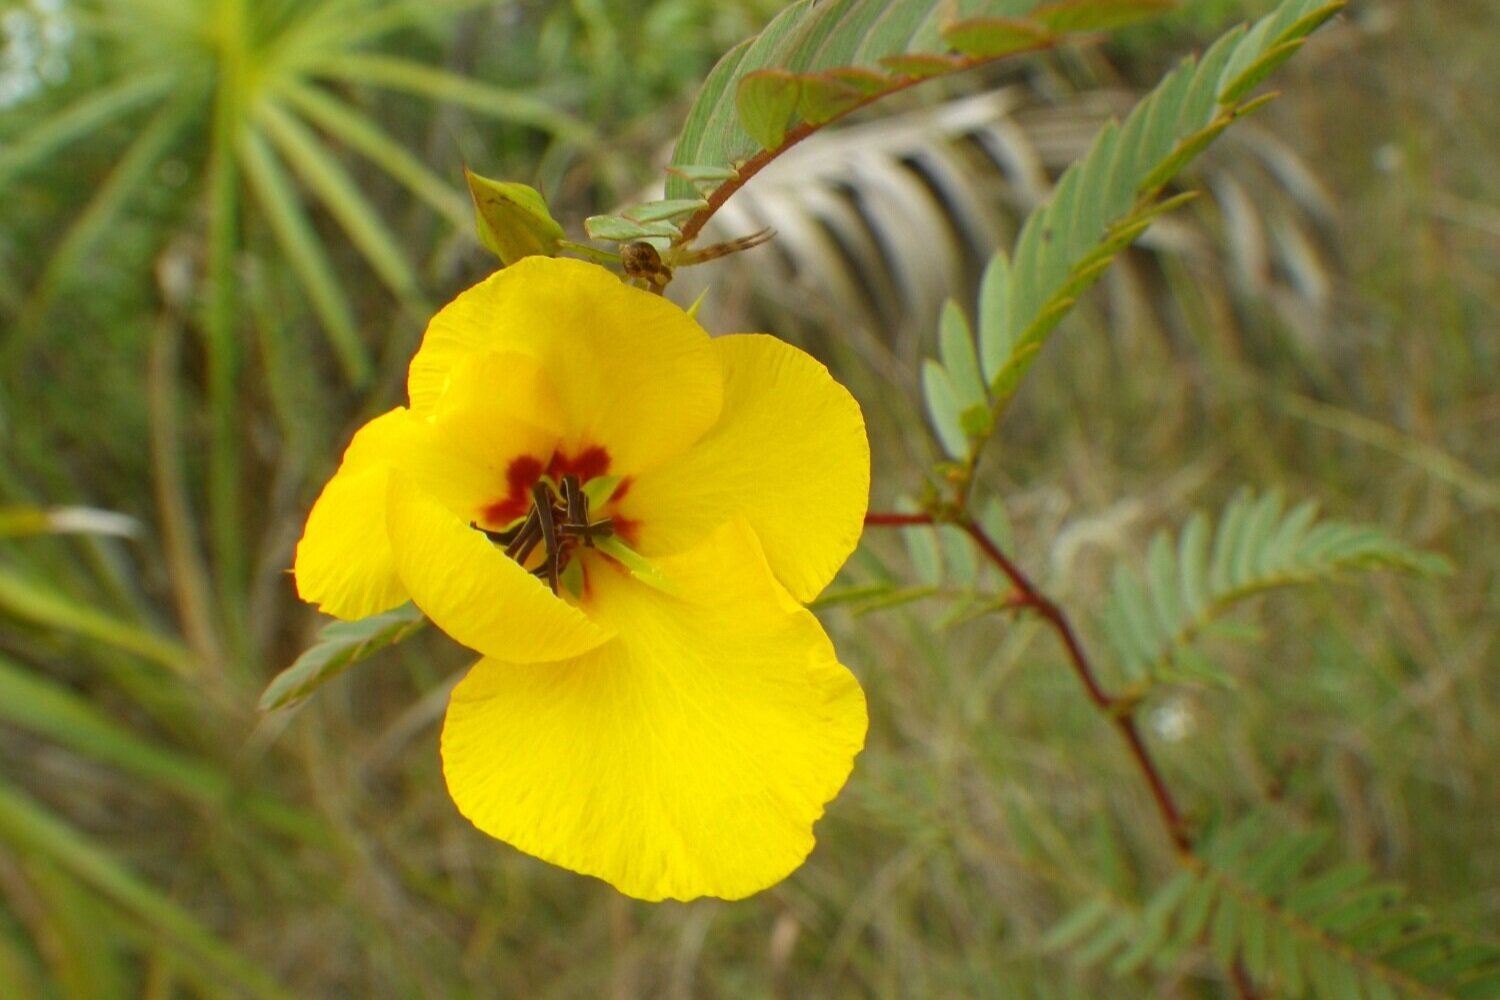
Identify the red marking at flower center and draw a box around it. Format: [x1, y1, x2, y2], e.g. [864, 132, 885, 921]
[479, 447, 613, 527]
[547, 446, 609, 484]
[611, 515, 640, 546]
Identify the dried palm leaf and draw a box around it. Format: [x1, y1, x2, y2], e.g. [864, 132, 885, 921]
[663, 81, 1338, 383]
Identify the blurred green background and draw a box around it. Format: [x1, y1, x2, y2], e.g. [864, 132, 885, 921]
[0, 0, 1494, 996]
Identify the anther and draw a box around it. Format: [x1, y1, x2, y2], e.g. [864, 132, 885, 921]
[504, 507, 542, 563]
[531, 481, 561, 594]
[479, 472, 618, 594]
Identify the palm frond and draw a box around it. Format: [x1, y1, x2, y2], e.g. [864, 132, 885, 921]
[669, 78, 1338, 371]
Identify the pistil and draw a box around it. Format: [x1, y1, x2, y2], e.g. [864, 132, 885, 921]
[475, 473, 614, 594]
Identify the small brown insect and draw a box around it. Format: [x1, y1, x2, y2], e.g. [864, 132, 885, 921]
[620, 241, 673, 291]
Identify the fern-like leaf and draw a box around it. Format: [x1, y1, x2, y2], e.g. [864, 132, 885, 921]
[974, 0, 1345, 401]
[1099, 491, 1450, 685]
[916, 0, 1343, 461]
[656, 0, 1171, 246]
[1054, 815, 1500, 999]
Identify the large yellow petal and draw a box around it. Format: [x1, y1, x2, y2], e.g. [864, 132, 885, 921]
[407, 350, 563, 527]
[441, 520, 868, 901]
[386, 474, 613, 663]
[294, 362, 561, 620]
[618, 335, 870, 602]
[293, 410, 410, 620]
[407, 257, 722, 476]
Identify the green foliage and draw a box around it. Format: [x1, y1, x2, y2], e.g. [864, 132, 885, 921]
[0, 781, 298, 1000]
[919, 0, 1346, 462]
[1051, 814, 1500, 999]
[259, 603, 427, 711]
[466, 170, 567, 266]
[658, 0, 1170, 235]
[1099, 491, 1451, 687]
[894, 4, 1491, 996]
[0, 565, 192, 674]
[979, 0, 1341, 401]
[0, 0, 582, 380]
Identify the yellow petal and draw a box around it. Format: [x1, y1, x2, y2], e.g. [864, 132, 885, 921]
[407, 257, 722, 475]
[619, 334, 870, 602]
[441, 520, 868, 901]
[294, 365, 562, 620]
[293, 410, 410, 619]
[408, 350, 563, 526]
[386, 473, 613, 662]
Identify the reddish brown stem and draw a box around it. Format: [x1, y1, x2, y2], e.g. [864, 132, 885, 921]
[674, 42, 1056, 246]
[864, 510, 1192, 853]
[1232, 960, 1261, 999]
[863, 511, 936, 527]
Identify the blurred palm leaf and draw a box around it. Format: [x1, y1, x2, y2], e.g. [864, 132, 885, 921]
[0, 0, 595, 672]
[0, 0, 589, 383]
[670, 81, 1337, 380]
[0, 4, 597, 993]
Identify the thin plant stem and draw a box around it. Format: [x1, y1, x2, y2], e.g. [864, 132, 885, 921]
[672, 42, 1058, 248]
[961, 513, 1190, 851]
[864, 508, 1260, 996]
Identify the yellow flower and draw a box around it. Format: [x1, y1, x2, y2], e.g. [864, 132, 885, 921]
[293, 257, 870, 901]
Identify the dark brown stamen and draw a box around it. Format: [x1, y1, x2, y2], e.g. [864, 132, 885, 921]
[531, 481, 561, 594]
[504, 508, 542, 563]
[479, 472, 617, 594]
[472, 522, 512, 545]
[558, 519, 614, 542]
[562, 474, 585, 527]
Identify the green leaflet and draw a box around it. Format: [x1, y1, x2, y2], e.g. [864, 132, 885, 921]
[657, 0, 1169, 229]
[737, 69, 803, 149]
[1052, 814, 1500, 1000]
[1098, 490, 1450, 686]
[259, 603, 427, 711]
[971, 0, 1347, 398]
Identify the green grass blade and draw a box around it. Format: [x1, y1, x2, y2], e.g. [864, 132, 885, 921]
[0, 567, 194, 675]
[281, 0, 493, 58]
[314, 53, 595, 143]
[254, 99, 424, 306]
[0, 70, 175, 188]
[16, 94, 198, 331]
[0, 782, 299, 1000]
[278, 80, 469, 229]
[0, 914, 45, 1000]
[0, 653, 329, 847]
[204, 31, 250, 669]
[238, 128, 373, 384]
[21, 862, 132, 999]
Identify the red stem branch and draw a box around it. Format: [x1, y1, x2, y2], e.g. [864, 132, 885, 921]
[865, 510, 1192, 854]
[674, 42, 1057, 246]
[863, 512, 936, 527]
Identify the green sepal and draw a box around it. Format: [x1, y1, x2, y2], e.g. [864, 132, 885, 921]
[465, 168, 565, 266]
[685, 287, 710, 320]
